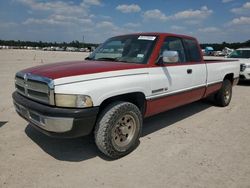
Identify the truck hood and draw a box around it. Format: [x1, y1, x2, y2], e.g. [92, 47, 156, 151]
[21, 60, 147, 80]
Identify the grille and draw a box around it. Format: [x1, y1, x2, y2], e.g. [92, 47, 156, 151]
[15, 72, 54, 105]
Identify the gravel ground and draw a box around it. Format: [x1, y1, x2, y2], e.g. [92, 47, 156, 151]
[0, 49, 250, 188]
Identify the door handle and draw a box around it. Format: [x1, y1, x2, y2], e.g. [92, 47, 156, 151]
[187, 69, 192, 74]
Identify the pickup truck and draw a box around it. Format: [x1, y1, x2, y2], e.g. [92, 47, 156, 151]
[227, 48, 250, 80]
[13, 33, 240, 159]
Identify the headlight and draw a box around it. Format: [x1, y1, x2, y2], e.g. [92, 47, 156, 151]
[240, 64, 246, 72]
[55, 94, 93, 108]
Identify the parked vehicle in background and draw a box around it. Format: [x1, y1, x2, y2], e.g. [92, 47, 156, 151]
[55, 47, 65, 51]
[228, 48, 250, 80]
[222, 47, 234, 56]
[66, 47, 79, 52]
[13, 33, 240, 159]
[205, 46, 214, 55]
[201, 49, 206, 56]
[214, 51, 225, 56]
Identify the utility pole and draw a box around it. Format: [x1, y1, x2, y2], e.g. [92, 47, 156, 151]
[82, 35, 84, 48]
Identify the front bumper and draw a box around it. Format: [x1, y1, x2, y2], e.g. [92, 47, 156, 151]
[12, 92, 99, 138]
[240, 71, 250, 80]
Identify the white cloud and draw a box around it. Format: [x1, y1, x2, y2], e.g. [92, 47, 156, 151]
[227, 16, 250, 25]
[222, 0, 234, 3]
[198, 27, 220, 32]
[170, 25, 186, 31]
[23, 18, 65, 25]
[116, 4, 141, 13]
[94, 21, 138, 40]
[96, 21, 115, 28]
[124, 22, 141, 28]
[7, 1, 247, 43]
[14, 0, 139, 43]
[83, 0, 101, 6]
[171, 6, 213, 20]
[16, 0, 95, 33]
[231, 2, 250, 14]
[184, 20, 203, 25]
[143, 6, 212, 22]
[143, 9, 168, 21]
[0, 22, 18, 28]
[244, 2, 250, 8]
[23, 15, 93, 26]
[99, 15, 112, 20]
[16, 0, 89, 16]
[55, 15, 93, 25]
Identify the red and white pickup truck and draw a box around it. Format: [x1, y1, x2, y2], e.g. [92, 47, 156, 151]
[13, 33, 240, 158]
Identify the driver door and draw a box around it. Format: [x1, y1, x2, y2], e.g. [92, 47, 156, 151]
[146, 36, 206, 116]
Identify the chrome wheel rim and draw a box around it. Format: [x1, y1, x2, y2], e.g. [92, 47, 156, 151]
[112, 114, 136, 148]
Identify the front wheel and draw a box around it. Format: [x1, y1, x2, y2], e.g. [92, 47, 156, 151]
[94, 102, 142, 159]
[215, 79, 232, 107]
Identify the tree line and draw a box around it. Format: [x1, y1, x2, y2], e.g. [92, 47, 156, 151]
[0, 39, 98, 48]
[200, 40, 250, 51]
[0, 39, 250, 50]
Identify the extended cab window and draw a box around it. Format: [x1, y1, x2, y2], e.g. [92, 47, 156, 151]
[183, 39, 202, 62]
[160, 37, 186, 63]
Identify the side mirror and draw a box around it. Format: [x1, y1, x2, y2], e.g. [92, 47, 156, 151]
[162, 50, 179, 63]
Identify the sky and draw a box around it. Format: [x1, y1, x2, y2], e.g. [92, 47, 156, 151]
[0, 0, 250, 44]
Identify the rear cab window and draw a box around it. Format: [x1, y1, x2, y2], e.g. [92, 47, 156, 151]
[183, 38, 202, 62]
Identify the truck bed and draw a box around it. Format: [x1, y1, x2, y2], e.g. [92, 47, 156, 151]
[203, 56, 238, 63]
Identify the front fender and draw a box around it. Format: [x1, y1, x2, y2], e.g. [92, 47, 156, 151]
[54, 73, 151, 106]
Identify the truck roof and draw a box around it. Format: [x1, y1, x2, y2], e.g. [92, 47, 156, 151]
[115, 32, 197, 40]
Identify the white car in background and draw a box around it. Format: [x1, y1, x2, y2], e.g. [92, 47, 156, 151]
[228, 48, 250, 80]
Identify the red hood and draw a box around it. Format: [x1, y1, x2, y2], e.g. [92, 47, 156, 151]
[21, 60, 147, 79]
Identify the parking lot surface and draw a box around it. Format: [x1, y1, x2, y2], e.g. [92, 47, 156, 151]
[0, 50, 250, 188]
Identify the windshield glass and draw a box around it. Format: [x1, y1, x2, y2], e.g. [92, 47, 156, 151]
[88, 35, 157, 64]
[228, 50, 250, 58]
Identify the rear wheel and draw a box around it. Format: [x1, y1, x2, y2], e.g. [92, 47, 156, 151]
[94, 102, 142, 159]
[215, 79, 232, 107]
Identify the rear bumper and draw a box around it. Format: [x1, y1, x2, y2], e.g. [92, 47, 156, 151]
[12, 92, 99, 138]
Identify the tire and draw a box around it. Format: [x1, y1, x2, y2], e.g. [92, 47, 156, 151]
[94, 102, 142, 159]
[215, 79, 232, 107]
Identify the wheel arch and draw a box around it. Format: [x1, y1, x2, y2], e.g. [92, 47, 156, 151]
[98, 92, 147, 117]
[223, 73, 234, 84]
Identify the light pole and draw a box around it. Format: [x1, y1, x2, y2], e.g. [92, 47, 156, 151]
[82, 35, 84, 48]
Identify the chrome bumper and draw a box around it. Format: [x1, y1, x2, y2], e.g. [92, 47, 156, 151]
[14, 102, 73, 133]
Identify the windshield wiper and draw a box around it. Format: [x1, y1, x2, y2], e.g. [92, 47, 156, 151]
[85, 57, 92, 60]
[95, 57, 118, 61]
[87, 57, 133, 63]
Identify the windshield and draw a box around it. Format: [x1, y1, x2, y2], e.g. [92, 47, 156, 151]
[228, 50, 250, 58]
[87, 35, 158, 64]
